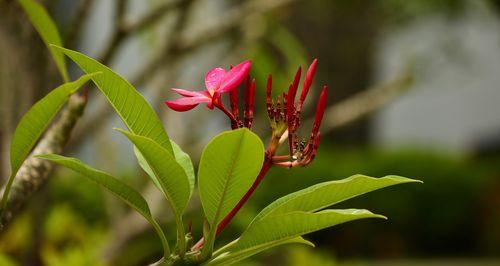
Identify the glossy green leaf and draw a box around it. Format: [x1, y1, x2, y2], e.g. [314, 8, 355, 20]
[134, 146, 161, 189]
[9, 73, 96, 177]
[52, 45, 173, 154]
[36, 154, 170, 256]
[1, 74, 97, 211]
[231, 209, 384, 253]
[135, 140, 195, 197]
[198, 128, 264, 226]
[117, 130, 190, 214]
[18, 0, 68, 82]
[171, 140, 195, 196]
[206, 237, 313, 266]
[252, 174, 421, 224]
[198, 128, 264, 256]
[119, 130, 190, 255]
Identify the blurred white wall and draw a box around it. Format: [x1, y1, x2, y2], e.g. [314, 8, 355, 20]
[373, 1, 500, 153]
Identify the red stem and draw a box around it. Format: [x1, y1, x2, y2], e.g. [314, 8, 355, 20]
[216, 159, 272, 234]
[214, 101, 240, 129]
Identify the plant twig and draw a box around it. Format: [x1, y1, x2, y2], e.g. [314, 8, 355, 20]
[308, 72, 413, 133]
[123, 0, 186, 34]
[133, 0, 296, 87]
[99, 0, 190, 64]
[99, 0, 128, 64]
[0, 94, 87, 230]
[68, 0, 295, 150]
[66, 0, 95, 49]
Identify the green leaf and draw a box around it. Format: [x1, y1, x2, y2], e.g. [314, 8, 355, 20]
[231, 209, 384, 253]
[36, 154, 170, 257]
[134, 146, 161, 189]
[171, 140, 195, 196]
[198, 128, 264, 227]
[18, 0, 69, 82]
[1, 74, 97, 211]
[252, 174, 421, 223]
[9, 73, 96, 177]
[117, 130, 190, 214]
[198, 128, 264, 256]
[118, 130, 190, 255]
[135, 140, 195, 197]
[52, 45, 173, 154]
[206, 237, 313, 266]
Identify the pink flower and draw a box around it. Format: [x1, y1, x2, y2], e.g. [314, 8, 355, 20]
[165, 60, 251, 112]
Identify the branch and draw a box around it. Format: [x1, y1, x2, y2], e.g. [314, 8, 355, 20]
[311, 72, 413, 133]
[0, 94, 87, 230]
[123, 0, 186, 34]
[67, 0, 295, 150]
[66, 0, 96, 49]
[67, 0, 197, 150]
[99, 0, 128, 64]
[133, 0, 296, 87]
[99, 0, 190, 64]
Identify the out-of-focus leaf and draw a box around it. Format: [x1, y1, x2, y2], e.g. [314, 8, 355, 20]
[36, 154, 170, 256]
[1, 73, 97, 211]
[18, 0, 69, 82]
[252, 174, 421, 223]
[52, 46, 173, 154]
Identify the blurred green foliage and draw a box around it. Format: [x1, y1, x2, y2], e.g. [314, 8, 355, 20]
[221, 146, 500, 259]
[2, 147, 499, 265]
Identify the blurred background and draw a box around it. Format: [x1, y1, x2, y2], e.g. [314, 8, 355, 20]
[1, 0, 500, 265]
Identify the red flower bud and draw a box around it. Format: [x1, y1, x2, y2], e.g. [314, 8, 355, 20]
[297, 59, 318, 112]
[312, 85, 327, 135]
[244, 78, 255, 128]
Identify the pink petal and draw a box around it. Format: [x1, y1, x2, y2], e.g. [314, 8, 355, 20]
[165, 101, 198, 112]
[205, 67, 226, 91]
[171, 88, 206, 97]
[164, 96, 211, 112]
[218, 60, 251, 93]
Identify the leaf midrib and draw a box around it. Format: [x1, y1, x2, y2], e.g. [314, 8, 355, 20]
[211, 131, 246, 226]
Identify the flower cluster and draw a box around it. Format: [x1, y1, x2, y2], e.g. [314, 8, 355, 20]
[167, 58, 328, 250]
[266, 59, 327, 168]
[165, 59, 327, 168]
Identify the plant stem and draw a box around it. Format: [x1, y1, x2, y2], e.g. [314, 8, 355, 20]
[214, 102, 240, 129]
[176, 216, 186, 258]
[150, 218, 171, 258]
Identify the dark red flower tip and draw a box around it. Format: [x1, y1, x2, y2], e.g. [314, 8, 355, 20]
[229, 86, 239, 117]
[244, 78, 256, 128]
[290, 66, 301, 104]
[298, 59, 318, 110]
[312, 85, 328, 135]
